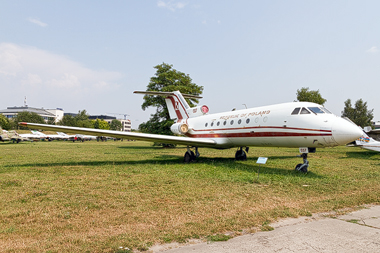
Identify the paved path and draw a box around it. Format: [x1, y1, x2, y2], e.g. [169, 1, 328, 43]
[152, 205, 380, 252]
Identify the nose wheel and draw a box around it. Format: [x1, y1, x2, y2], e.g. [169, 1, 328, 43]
[295, 153, 309, 173]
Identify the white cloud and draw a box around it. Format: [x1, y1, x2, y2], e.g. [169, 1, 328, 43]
[0, 43, 123, 104]
[366, 46, 379, 53]
[157, 1, 187, 12]
[28, 18, 48, 27]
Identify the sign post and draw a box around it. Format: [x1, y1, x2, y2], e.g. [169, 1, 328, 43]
[256, 157, 268, 180]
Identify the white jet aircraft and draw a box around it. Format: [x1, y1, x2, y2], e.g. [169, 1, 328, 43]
[19, 90, 362, 172]
[18, 130, 48, 141]
[352, 128, 380, 152]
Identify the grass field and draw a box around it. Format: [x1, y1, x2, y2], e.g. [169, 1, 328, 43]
[0, 140, 379, 252]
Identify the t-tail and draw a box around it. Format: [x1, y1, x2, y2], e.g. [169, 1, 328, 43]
[134, 90, 209, 122]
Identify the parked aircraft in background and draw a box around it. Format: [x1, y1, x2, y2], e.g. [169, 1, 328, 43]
[56, 132, 97, 142]
[74, 134, 97, 142]
[19, 130, 48, 141]
[351, 128, 380, 152]
[0, 127, 28, 143]
[57, 132, 74, 140]
[19, 90, 363, 172]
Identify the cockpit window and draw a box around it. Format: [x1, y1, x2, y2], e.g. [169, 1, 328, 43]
[322, 107, 332, 114]
[291, 107, 301, 115]
[300, 107, 311, 114]
[308, 107, 325, 114]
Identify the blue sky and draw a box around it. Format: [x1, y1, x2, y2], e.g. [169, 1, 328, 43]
[1, 1, 379, 128]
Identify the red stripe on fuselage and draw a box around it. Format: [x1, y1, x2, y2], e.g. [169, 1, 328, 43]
[185, 126, 332, 139]
[186, 131, 332, 138]
[191, 125, 331, 133]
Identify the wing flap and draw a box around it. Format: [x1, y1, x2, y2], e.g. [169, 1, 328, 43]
[18, 122, 216, 147]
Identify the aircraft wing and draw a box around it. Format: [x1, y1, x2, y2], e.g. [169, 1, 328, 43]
[133, 91, 202, 99]
[18, 122, 217, 147]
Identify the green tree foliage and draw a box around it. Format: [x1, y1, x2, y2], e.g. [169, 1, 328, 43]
[14, 112, 45, 129]
[47, 117, 56, 125]
[93, 119, 110, 130]
[0, 114, 11, 130]
[58, 110, 93, 128]
[58, 115, 77, 126]
[139, 63, 203, 138]
[75, 110, 93, 128]
[296, 87, 327, 105]
[342, 98, 374, 127]
[110, 119, 122, 131]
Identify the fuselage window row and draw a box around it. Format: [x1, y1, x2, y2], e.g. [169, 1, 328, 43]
[204, 117, 260, 128]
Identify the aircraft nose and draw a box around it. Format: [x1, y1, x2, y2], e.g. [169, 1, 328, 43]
[332, 117, 363, 145]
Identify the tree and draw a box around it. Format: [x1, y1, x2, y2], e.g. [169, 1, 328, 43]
[93, 119, 110, 130]
[296, 87, 327, 105]
[47, 117, 56, 125]
[110, 119, 122, 131]
[139, 63, 203, 139]
[0, 114, 11, 130]
[75, 110, 93, 128]
[342, 98, 374, 127]
[14, 112, 45, 129]
[58, 115, 77, 126]
[58, 110, 93, 128]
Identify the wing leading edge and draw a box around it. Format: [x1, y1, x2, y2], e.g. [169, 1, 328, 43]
[18, 122, 217, 147]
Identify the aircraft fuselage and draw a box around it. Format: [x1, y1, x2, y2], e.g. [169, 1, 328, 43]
[177, 101, 360, 149]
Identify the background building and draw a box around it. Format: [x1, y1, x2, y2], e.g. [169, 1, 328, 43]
[0, 106, 60, 122]
[1, 104, 131, 131]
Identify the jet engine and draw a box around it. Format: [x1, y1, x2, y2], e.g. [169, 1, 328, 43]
[171, 123, 189, 135]
[186, 105, 209, 118]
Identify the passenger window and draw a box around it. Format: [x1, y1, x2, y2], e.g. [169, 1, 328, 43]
[217, 122, 220, 126]
[246, 118, 250, 124]
[205, 123, 208, 127]
[291, 108, 301, 115]
[238, 119, 242, 124]
[223, 121, 227, 126]
[230, 120, 234, 125]
[300, 107, 311, 114]
[211, 122, 214, 127]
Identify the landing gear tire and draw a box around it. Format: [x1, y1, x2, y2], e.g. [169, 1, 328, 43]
[235, 148, 247, 161]
[295, 163, 308, 173]
[295, 153, 309, 173]
[184, 151, 196, 163]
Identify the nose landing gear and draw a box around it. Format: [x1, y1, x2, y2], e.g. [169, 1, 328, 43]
[295, 153, 309, 173]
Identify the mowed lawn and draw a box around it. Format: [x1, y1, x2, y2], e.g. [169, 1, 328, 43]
[1, 140, 379, 252]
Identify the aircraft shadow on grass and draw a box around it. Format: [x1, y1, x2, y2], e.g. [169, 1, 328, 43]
[117, 145, 165, 150]
[11, 154, 323, 178]
[342, 151, 379, 160]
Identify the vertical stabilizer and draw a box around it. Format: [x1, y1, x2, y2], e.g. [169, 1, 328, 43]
[134, 90, 205, 121]
[165, 91, 190, 121]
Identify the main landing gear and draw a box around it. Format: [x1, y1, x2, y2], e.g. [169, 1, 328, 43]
[235, 147, 249, 161]
[184, 147, 200, 163]
[295, 153, 309, 173]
